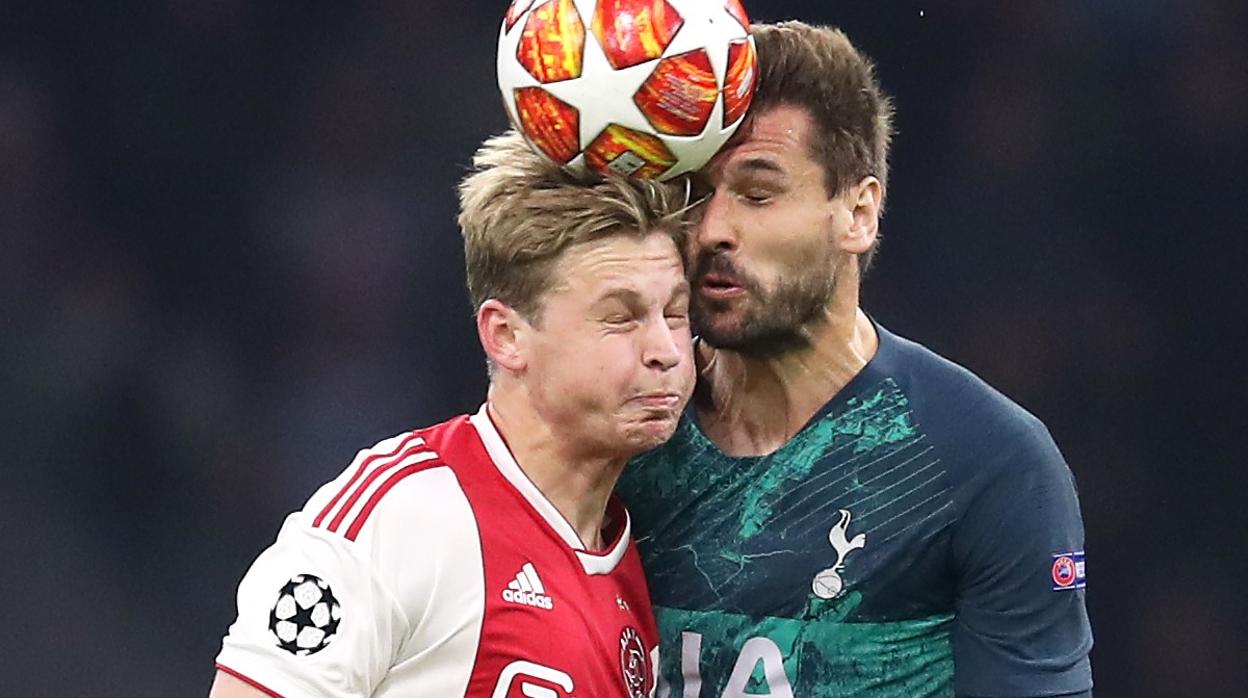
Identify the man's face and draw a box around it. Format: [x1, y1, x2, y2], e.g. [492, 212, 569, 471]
[689, 105, 846, 355]
[523, 231, 694, 458]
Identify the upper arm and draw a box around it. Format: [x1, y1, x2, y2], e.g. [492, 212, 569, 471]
[951, 421, 1094, 697]
[213, 463, 486, 697]
[213, 516, 408, 697]
[209, 669, 279, 698]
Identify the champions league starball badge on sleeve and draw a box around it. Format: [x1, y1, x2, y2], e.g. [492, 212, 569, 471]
[268, 574, 342, 656]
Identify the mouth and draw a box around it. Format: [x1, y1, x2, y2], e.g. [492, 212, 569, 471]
[697, 272, 747, 300]
[633, 392, 684, 411]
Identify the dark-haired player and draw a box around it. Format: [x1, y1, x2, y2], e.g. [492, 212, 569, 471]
[618, 21, 1093, 698]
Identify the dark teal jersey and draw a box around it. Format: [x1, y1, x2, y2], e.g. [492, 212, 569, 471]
[618, 324, 1093, 697]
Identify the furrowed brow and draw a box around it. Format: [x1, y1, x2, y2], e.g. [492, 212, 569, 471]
[736, 157, 786, 176]
[594, 287, 643, 306]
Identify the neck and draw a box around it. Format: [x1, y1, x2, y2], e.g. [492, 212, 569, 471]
[695, 264, 878, 457]
[484, 387, 625, 551]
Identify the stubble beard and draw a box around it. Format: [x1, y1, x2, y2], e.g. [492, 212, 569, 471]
[691, 252, 838, 358]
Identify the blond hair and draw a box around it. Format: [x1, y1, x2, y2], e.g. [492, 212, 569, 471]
[753, 21, 895, 269]
[458, 131, 689, 320]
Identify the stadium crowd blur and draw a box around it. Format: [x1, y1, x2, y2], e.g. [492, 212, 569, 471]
[3, 1, 1245, 695]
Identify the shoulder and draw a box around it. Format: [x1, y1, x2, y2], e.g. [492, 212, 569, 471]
[217, 416, 491, 691]
[871, 325, 1082, 532]
[293, 416, 487, 609]
[301, 416, 475, 539]
[876, 325, 1061, 472]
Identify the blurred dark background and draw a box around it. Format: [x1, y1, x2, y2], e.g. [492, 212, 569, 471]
[3, 1, 1246, 695]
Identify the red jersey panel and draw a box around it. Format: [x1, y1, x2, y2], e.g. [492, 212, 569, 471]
[428, 411, 658, 698]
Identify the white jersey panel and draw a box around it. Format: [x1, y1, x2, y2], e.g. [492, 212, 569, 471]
[355, 466, 487, 698]
[216, 465, 487, 698]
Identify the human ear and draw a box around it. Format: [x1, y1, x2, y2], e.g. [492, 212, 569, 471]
[476, 300, 529, 372]
[839, 176, 882, 255]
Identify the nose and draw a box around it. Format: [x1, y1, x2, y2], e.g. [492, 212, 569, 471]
[642, 315, 686, 372]
[692, 192, 738, 254]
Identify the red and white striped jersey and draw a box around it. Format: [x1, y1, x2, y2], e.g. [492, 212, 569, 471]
[216, 405, 659, 698]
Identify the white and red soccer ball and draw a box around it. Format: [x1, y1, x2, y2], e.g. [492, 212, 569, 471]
[498, 0, 757, 181]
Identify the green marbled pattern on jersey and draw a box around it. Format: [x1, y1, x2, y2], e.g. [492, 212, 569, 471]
[734, 385, 918, 539]
[656, 606, 954, 697]
[624, 379, 957, 696]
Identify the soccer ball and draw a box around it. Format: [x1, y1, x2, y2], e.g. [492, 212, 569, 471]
[268, 574, 341, 656]
[497, 0, 757, 181]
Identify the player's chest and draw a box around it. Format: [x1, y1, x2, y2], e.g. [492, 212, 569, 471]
[641, 458, 958, 620]
[466, 538, 658, 697]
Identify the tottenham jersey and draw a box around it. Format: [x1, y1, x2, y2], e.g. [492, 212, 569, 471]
[617, 324, 1093, 697]
[216, 405, 659, 698]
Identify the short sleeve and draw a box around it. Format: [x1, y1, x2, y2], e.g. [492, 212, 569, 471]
[215, 514, 409, 698]
[951, 419, 1094, 697]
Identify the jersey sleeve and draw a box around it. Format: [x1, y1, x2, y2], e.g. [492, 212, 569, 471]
[950, 417, 1094, 697]
[216, 428, 488, 698]
[215, 513, 409, 698]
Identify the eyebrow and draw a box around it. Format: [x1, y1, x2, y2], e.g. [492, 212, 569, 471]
[595, 280, 689, 306]
[735, 157, 786, 176]
[593, 288, 643, 306]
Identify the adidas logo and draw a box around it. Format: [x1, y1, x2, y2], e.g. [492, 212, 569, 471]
[501, 562, 554, 610]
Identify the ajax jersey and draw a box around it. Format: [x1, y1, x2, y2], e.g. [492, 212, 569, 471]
[216, 405, 659, 698]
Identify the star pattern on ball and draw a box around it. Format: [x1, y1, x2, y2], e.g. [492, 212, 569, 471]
[544, 0, 736, 152]
[497, 0, 754, 179]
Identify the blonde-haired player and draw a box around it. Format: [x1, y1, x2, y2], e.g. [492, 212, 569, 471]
[211, 131, 694, 697]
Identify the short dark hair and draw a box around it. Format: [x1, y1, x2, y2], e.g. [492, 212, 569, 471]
[752, 21, 895, 269]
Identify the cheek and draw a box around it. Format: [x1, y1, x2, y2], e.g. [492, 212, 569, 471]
[777, 202, 834, 242]
[674, 330, 695, 384]
[761, 209, 834, 263]
[544, 335, 640, 392]
[590, 336, 646, 378]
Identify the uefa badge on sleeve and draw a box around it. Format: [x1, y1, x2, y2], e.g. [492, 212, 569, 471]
[269, 574, 342, 655]
[1051, 551, 1087, 591]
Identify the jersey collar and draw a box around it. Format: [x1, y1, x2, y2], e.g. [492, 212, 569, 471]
[469, 404, 631, 576]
